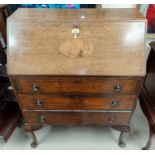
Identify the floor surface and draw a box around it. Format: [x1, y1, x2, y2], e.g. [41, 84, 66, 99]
[0, 101, 154, 150]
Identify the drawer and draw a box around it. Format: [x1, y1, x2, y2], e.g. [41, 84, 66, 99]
[15, 77, 139, 94]
[18, 94, 136, 110]
[23, 111, 131, 126]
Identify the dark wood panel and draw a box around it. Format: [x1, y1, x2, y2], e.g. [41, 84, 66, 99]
[144, 48, 155, 109]
[140, 89, 155, 125]
[23, 111, 131, 126]
[18, 94, 136, 111]
[139, 42, 155, 150]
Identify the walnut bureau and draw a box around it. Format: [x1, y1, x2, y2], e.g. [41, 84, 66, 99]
[7, 8, 146, 148]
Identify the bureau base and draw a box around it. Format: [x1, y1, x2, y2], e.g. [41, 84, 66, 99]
[10, 76, 141, 148]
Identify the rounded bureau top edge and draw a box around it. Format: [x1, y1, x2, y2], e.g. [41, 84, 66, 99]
[7, 8, 145, 22]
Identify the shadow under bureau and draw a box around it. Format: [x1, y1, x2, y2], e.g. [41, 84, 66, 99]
[7, 8, 146, 148]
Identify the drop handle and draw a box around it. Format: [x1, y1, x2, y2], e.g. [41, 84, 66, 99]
[38, 116, 46, 123]
[71, 26, 80, 39]
[114, 84, 122, 93]
[32, 83, 39, 92]
[34, 99, 43, 106]
[111, 100, 119, 107]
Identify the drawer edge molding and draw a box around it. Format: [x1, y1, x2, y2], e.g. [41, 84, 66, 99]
[22, 109, 132, 112]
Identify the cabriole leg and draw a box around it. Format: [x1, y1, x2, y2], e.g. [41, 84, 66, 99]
[30, 131, 37, 148]
[24, 125, 43, 148]
[118, 131, 126, 148]
[112, 125, 130, 148]
[142, 126, 153, 150]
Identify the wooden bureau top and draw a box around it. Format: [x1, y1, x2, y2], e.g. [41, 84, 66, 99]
[8, 8, 145, 21]
[7, 8, 146, 76]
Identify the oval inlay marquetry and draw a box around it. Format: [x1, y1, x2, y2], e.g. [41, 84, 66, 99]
[59, 39, 94, 58]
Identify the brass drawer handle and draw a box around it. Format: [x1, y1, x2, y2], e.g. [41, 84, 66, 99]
[109, 117, 115, 124]
[111, 100, 119, 107]
[114, 84, 122, 93]
[34, 99, 43, 106]
[38, 116, 46, 123]
[32, 83, 39, 92]
[71, 25, 80, 39]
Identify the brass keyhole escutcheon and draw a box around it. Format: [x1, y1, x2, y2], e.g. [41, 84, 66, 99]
[71, 26, 80, 39]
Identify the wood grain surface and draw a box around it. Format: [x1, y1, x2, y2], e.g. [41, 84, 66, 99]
[14, 76, 139, 94]
[7, 9, 146, 147]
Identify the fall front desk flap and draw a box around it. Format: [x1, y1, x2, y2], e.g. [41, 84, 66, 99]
[7, 8, 146, 76]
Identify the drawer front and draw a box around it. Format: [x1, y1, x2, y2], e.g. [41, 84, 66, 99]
[16, 78, 139, 94]
[23, 111, 131, 126]
[18, 94, 136, 110]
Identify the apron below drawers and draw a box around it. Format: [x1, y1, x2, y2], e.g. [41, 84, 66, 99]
[23, 111, 132, 126]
